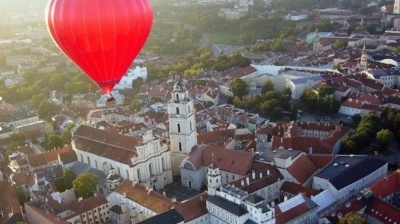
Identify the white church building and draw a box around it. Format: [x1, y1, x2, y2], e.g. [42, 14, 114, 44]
[114, 65, 148, 90]
[72, 125, 173, 190]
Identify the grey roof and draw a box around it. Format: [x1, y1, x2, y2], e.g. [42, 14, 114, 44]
[173, 79, 186, 92]
[42, 164, 63, 182]
[289, 76, 324, 84]
[207, 195, 248, 216]
[109, 205, 123, 215]
[368, 69, 392, 78]
[107, 173, 121, 182]
[311, 189, 337, 212]
[244, 220, 258, 224]
[59, 151, 77, 164]
[256, 203, 271, 213]
[138, 209, 184, 224]
[253, 149, 302, 164]
[69, 161, 107, 187]
[315, 156, 387, 190]
[244, 194, 264, 205]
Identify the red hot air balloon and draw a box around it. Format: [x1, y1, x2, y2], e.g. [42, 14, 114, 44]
[45, 0, 153, 93]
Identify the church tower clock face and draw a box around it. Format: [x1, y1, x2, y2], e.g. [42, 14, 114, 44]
[168, 80, 198, 176]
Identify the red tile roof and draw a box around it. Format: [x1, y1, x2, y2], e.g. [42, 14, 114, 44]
[185, 145, 253, 175]
[230, 166, 283, 193]
[369, 169, 400, 199]
[275, 197, 314, 224]
[326, 197, 366, 223]
[25, 203, 69, 224]
[174, 192, 208, 222]
[307, 154, 334, 169]
[280, 181, 321, 198]
[115, 180, 173, 214]
[365, 198, 400, 223]
[70, 195, 108, 214]
[11, 171, 33, 186]
[286, 154, 317, 185]
[73, 125, 141, 165]
[0, 181, 21, 223]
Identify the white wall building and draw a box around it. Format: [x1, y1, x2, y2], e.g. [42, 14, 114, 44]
[313, 156, 387, 203]
[114, 66, 148, 90]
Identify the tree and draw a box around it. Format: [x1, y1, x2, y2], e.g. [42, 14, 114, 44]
[333, 40, 345, 50]
[230, 78, 248, 99]
[300, 88, 319, 113]
[45, 135, 63, 150]
[132, 77, 144, 89]
[376, 129, 393, 151]
[64, 169, 77, 190]
[38, 101, 58, 119]
[262, 80, 274, 95]
[16, 186, 27, 206]
[339, 211, 367, 224]
[55, 169, 77, 192]
[73, 172, 97, 199]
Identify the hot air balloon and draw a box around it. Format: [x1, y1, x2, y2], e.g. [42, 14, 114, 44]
[45, 0, 153, 94]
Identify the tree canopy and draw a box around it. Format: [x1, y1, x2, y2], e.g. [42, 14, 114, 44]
[230, 78, 248, 99]
[55, 169, 77, 193]
[73, 172, 97, 199]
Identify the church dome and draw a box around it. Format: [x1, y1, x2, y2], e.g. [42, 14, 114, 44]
[107, 173, 121, 182]
[173, 79, 186, 92]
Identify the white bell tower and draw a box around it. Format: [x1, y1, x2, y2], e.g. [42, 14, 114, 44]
[168, 79, 197, 176]
[207, 154, 221, 196]
[359, 43, 368, 71]
[313, 28, 321, 52]
[395, 0, 400, 14]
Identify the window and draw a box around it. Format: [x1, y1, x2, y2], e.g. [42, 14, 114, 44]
[137, 169, 141, 181]
[176, 94, 179, 100]
[188, 105, 190, 113]
[176, 107, 180, 115]
[177, 123, 181, 133]
[179, 142, 182, 151]
[190, 122, 192, 131]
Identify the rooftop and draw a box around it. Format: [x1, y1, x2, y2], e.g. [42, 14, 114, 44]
[315, 156, 387, 190]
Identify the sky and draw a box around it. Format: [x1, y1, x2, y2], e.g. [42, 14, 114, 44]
[0, 0, 48, 13]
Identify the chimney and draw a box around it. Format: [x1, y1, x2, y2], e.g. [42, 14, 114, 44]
[267, 170, 270, 176]
[78, 197, 83, 202]
[246, 177, 250, 185]
[260, 172, 263, 178]
[241, 180, 245, 186]
[252, 170, 255, 179]
[163, 191, 166, 196]
[271, 201, 275, 207]
[172, 197, 177, 202]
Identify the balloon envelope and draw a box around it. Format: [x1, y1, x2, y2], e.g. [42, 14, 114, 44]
[45, 0, 153, 93]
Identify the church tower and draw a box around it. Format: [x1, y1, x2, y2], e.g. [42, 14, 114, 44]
[395, 0, 400, 14]
[313, 28, 321, 52]
[168, 80, 197, 176]
[207, 154, 221, 196]
[359, 43, 368, 71]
